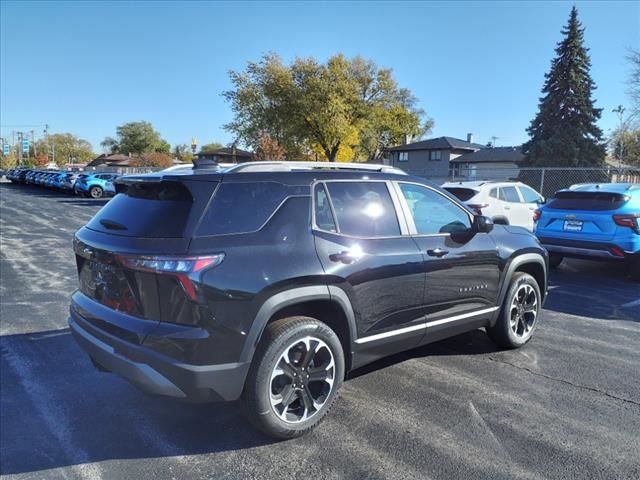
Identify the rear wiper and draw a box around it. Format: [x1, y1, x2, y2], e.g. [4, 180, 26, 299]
[100, 219, 128, 231]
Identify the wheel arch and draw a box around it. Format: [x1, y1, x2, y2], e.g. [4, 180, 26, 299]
[493, 252, 548, 325]
[240, 286, 357, 371]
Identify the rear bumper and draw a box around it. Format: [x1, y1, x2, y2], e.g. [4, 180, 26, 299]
[69, 302, 250, 402]
[539, 237, 638, 260]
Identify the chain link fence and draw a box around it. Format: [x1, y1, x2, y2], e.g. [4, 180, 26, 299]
[449, 166, 640, 197]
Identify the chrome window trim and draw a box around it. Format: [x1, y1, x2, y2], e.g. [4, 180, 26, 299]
[355, 306, 499, 344]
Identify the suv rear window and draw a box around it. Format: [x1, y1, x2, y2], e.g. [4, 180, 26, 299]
[443, 187, 478, 201]
[547, 191, 629, 211]
[87, 182, 194, 237]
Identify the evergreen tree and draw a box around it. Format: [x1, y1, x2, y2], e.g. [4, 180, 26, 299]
[523, 7, 605, 166]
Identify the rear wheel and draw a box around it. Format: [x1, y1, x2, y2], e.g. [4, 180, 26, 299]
[243, 316, 344, 439]
[487, 272, 541, 349]
[89, 186, 103, 199]
[548, 253, 563, 268]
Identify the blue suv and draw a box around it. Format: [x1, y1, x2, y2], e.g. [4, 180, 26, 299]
[534, 183, 640, 272]
[74, 173, 119, 198]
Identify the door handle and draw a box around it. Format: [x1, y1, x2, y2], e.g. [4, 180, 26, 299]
[427, 248, 449, 258]
[504, 206, 511, 210]
[329, 251, 357, 264]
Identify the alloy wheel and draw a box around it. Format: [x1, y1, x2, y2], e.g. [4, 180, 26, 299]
[90, 187, 103, 199]
[509, 284, 538, 338]
[269, 336, 335, 424]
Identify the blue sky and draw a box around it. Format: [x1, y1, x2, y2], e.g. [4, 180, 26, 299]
[1, 1, 638, 152]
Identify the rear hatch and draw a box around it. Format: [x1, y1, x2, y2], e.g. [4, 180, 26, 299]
[74, 176, 219, 326]
[537, 190, 630, 241]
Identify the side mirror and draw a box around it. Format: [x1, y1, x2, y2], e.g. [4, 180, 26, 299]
[537, 197, 546, 205]
[473, 215, 494, 233]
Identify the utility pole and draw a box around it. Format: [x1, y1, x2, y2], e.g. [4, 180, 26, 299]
[16, 131, 23, 166]
[30, 130, 35, 159]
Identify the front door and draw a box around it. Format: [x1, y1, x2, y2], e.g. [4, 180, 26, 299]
[394, 182, 502, 343]
[312, 181, 426, 360]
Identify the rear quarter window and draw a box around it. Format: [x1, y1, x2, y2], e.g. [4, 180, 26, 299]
[196, 181, 294, 236]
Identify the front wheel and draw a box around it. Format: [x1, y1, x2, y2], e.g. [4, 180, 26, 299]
[487, 272, 541, 349]
[242, 316, 345, 439]
[89, 186, 103, 199]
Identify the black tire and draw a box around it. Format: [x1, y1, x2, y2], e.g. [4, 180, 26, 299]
[487, 272, 541, 349]
[548, 253, 563, 268]
[89, 186, 103, 199]
[242, 316, 345, 439]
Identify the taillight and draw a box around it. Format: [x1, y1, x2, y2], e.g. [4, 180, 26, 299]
[610, 246, 625, 258]
[467, 204, 489, 215]
[533, 209, 541, 222]
[613, 214, 640, 233]
[116, 254, 224, 301]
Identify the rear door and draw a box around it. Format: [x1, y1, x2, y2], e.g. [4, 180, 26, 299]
[312, 180, 426, 352]
[500, 185, 530, 228]
[517, 185, 544, 231]
[395, 181, 501, 343]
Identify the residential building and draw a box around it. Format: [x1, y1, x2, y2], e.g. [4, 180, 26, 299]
[387, 134, 485, 180]
[387, 134, 523, 181]
[450, 146, 524, 180]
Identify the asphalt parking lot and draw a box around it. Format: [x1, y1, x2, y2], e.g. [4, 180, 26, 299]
[1, 180, 639, 480]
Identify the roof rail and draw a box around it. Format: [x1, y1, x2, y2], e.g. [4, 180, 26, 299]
[225, 161, 407, 175]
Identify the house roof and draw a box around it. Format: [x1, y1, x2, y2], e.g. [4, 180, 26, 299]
[87, 153, 149, 167]
[388, 136, 486, 152]
[450, 146, 524, 164]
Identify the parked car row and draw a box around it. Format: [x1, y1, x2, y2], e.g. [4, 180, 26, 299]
[444, 180, 640, 273]
[5, 168, 119, 199]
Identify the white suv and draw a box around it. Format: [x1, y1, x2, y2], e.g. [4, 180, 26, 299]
[442, 181, 544, 231]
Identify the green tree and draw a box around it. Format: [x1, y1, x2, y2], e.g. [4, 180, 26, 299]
[102, 121, 171, 155]
[35, 133, 95, 166]
[173, 144, 193, 163]
[523, 7, 605, 167]
[199, 142, 225, 153]
[0, 150, 18, 170]
[627, 49, 640, 118]
[224, 53, 429, 162]
[610, 127, 640, 166]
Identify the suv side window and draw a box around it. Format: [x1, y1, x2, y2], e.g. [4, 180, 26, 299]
[325, 181, 400, 237]
[518, 185, 541, 203]
[399, 183, 471, 235]
[500, 186, 521, 203]
[197, 182, 289, 236]
[314, 184, 337, 232]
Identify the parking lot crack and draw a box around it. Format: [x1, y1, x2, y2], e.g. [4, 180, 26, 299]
[486, 356, 640, 407]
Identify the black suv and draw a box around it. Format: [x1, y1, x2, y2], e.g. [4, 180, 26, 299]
[69, 162, 548, 438]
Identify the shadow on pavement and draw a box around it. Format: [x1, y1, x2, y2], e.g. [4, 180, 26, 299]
[544, 259, 639, 322]
[349, 329, 497, 380]
[0, 328, 276, 476]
